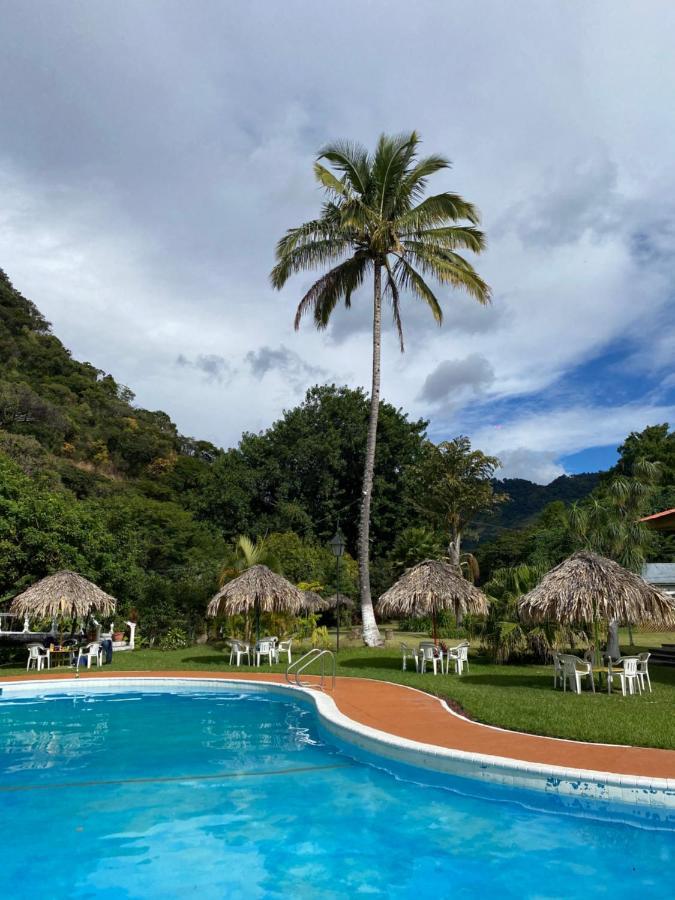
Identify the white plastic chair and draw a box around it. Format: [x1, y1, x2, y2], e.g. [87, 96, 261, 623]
[77, 642, 102, 669]
[445, 642, 469, 675]
[255, 639, 275, 666]
[273, 639, 293, 664]
[26, 643, 50, 671]
[400, 642, 419, 672]
[418, 643, 443, 675]
[609, 657, 642, 696]
[551, 651, 564, 689]
[561, 654, 595, 693]
[228, 640, 250, 666]
[637, 652, 652, 693]
[446, 642, 470, 675]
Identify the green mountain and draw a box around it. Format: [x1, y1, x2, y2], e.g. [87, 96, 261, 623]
[480, 473, 601, 539]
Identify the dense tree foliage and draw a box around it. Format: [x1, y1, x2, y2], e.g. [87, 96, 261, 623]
[406, 436, 506, 570]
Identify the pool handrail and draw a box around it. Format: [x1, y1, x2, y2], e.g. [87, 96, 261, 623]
[286, 648, 336, 691]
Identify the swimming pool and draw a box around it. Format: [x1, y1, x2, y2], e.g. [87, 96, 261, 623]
[1, 680, 673, 898]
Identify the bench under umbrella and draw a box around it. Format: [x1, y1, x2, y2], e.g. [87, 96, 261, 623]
[518, 550, 675, 663]
[377, 559, 489, 644]
[207, 564, 305, 642]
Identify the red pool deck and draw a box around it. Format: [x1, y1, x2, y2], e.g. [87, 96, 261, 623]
[2, 670, 674, 781]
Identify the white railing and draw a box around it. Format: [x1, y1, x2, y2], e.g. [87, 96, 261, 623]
[285, 648, 335, 691]
[0, 613, 32, 634]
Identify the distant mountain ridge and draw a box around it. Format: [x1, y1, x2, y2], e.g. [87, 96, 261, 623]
[474, 473, 601, 540]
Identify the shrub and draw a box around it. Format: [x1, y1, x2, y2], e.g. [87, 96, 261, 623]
[158, 627, 189, 650]
[296, 613, 318, 639]
[311, 626, 332, 649]
[398, 610, 471, 640]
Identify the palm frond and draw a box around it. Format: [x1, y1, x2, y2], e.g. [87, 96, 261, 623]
[294, 254, 370, 330]
[271, 237, 351, 289]
[383, 257, 404, 351]
[392, 257, 443, 323]
[398, 192, 481, 230]
[313, 162, 350, 198]
[372, 131, 419, 218]
[402, 225, 486, 253]
[395, 154, 451, 210]
[318, 140, 371, 196]
[403, 243, 491, 304]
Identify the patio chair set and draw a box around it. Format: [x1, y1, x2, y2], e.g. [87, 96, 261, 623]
[552, 651, 652, 696]
[26, 640, 106, 671]
[400, 640, 471, 676]
[226, 636, 293, 667]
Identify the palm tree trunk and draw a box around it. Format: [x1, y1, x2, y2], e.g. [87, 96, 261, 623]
[358, 261, 384, 647]
[447, 531, 461, 571]
[448, 530, 463, 625]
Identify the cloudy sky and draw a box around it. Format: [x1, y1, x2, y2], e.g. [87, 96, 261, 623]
[1, 1, 673, 483]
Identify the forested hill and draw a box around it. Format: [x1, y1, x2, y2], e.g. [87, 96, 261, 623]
[480, 473, 601, 538]
[0, 268, 219, 484]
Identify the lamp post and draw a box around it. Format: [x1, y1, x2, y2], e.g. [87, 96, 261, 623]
[329, 529, 345, 652]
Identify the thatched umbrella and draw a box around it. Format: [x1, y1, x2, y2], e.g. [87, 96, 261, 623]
[325, 593, 355, 610]
[302, 591, 331, 613]
[207, 565, 305, 641]
[10, 571, 117, 623]
[377, 559, 489, 643]
[518, 551, 675, 662]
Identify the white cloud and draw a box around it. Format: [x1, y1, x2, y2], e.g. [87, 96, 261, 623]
[473, 401, 675, 472]
[0, 1, 673, 474]
[495, 449, 566, 485]
[420, 354, 495, 405]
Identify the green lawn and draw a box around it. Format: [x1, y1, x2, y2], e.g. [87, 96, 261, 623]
[3, 637, 674, 750]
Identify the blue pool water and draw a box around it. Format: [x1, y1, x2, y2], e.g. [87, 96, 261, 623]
[0, 685, 673, 899]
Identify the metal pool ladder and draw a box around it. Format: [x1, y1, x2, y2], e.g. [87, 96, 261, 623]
[286, 649, 336, 692]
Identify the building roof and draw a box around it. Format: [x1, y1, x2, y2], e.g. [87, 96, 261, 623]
[639, 508, 675, 531]
[642, 563, 675, 585]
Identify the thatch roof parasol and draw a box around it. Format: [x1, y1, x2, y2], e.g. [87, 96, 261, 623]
[377, 559, 488, 634]
[518, 551, 675, 627]
[9, 571, 117, 618]
[207, 565, 305, 617]
[301, 591, 331, 613]
[325, 593, 355, 610]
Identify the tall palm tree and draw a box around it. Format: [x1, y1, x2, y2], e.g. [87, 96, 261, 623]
[271, 132, 490, 645]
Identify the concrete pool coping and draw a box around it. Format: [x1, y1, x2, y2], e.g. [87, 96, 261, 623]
[2, 670, 674, 807]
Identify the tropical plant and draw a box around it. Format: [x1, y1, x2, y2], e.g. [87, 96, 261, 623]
[566, 458, 661, 572]
[389, 524, 480, 587]
[311, 625, 332, 650]
[295, 612, 319, 639]
[158, 627, 189, 650]
[218, 535, 281, 585]
[389, 526, 445, 576]
[406, 436, 507, 573]
[271, 132, 490, 644]
[481, 563, 573, 663]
